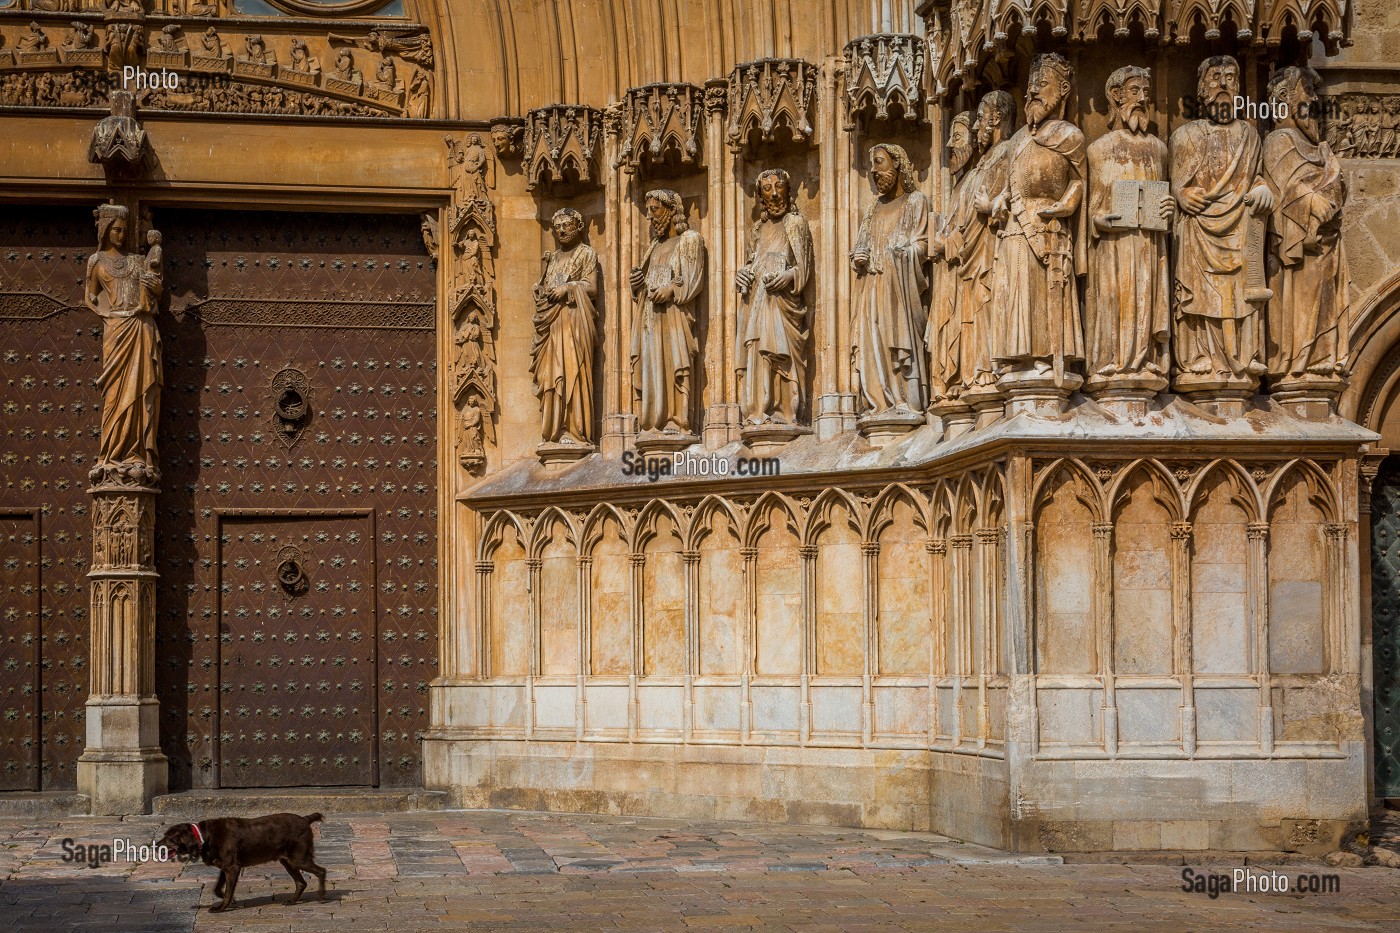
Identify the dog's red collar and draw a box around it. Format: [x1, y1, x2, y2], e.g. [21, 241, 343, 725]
[189, 822, 204, 847]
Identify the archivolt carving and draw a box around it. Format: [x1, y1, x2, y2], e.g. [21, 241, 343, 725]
[521, 104, 604, 192]
[725, 58, 817, 153]
[615, 82, 704, 175]
[843, 34, 925, 129]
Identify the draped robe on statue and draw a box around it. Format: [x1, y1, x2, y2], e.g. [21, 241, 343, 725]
[530, 243, 599, 443]
[631, 229, 706, 432]
[851, 191, 930, 413]
[737, 212, 813, 423]
[1169, 118, 1265, 378]
[1085, 130, 1171, 379]
[948, 140, 1012, 389]
[85, 249, 162, 468]
[991, 120, 1086, 381]
[1264, 127, 1350, 378]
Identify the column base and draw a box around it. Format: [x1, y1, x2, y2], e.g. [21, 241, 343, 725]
[1174, 373, 1257, 419]
[814, 393, 857, 441]
[928, 398, 972, 440]
[1085, 372, 1168, 422]
[998, 369, 1082, 418]
[740, 420, 811, 453]
[703, 403, 741, 448]
[600, 413, 638, 459]
[634, 430, 701, 457]
[77, 697, 167, 816]
[1270, 373, 1345, 421]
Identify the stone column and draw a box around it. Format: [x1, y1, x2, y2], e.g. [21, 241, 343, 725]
[1170, 521, 1197, 756]
[77, 478, 167, 815]
[703, 80, 741, 448]
[815, 58, 857, 439]
[1247, 521, 1273, 753]
[1091, 521, 1117, 755]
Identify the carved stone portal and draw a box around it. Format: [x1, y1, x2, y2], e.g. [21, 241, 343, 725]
[726, 58, 817, 153]
[616, 83, 705, 175]
[522, 104, 605, 192]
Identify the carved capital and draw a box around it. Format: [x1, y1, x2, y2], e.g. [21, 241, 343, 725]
[475, 561, 495, 575]
[522, 104, 604, 192]
[976, 527, 1002, 543]
[615, 83, 705, 175]
[797, 545, 818, 560]
[681, 550, 702, 565]
[951, 534, 973, 550]
[1247, 522, 1270, 541]
[927, 539, 947, 555]
[703, 78, 728, 117]
[843, 34, 925, 130]
[725, 58, 818, 153]
[1091, 522, 1114, 539]
[1324, 522, 1348, 540]
[525, 557, 543, 573]
[629, 552, 648, 567]
[1170, 521, 1193, 541]
[740, 546, 759, 561]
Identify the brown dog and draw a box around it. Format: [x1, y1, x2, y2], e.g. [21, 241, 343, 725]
[159, 812, 327, 912]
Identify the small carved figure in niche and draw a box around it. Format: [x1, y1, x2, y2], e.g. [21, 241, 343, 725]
[1170, 55, 1274, 385]
[369, 53, 400, 94]
[288, 38, 320, 77]
[33, 0, 81, 12]
[144, 229, 162, 278]
[105, 0, 145, 16]
[85, 204, 163, 481]
[459, 132, 489, 202]
[184, 0, 222, 15]
[1355, 99, 1381, 156]
[242, 34, 269, 65]
[457, 400, 487, 468]
[1085, 65, 1173, 391]
[989, 52, 1086, 388]
[63, 21, 97, 50]
[420, 213, 439, 260]
[104, 22, 143, 70]
[927, 111, 979, 402]
[531, 208, 600, 446]
[406, 68, 431, 118]
[155, 24, 180, 52]
[18, 23, 50, 53]
[458, 228, 485, 290]
[629, 189, 706, 434]
[200, 27, 224, 58]
[850, 143, 930, 417]
[956, 91, 1016, 394]
[1263, 66, 1351, 382]
[453, 313, 486, 382]
[331, 49, 362, 88]
[735, 168, 813, 425]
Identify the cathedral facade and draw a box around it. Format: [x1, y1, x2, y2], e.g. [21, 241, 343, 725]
[2, 0, 1399, 854]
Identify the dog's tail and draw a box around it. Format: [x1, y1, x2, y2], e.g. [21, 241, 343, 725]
[305, 812, 324, 824]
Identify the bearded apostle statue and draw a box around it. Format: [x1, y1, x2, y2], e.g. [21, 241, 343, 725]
[735, 168, 814, 433]
[630, 189, 706, 441]
[928, 111, 978, 405]
[1262, 65, 1351, 409]
[85, 203, 163, 486]
[990, 52, 1087, 407]
[851, 143, 930, 433]
[1085, 65, 1174, 405]
[530, 208, 600, 454]
[1170, 56, 1275, 400]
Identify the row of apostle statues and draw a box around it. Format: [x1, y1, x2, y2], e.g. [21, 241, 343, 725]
[526, 53, 1350, 452]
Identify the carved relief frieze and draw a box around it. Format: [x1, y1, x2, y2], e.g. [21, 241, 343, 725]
[1325, 94, 1400, 159]
[843, 34, 924, 129]
[521, 104, 604, 191]
[615, 82, 705, 175]
[0, 19, 436, 118]
[445, 133, 499, 473]
[725, 58, 817, 153]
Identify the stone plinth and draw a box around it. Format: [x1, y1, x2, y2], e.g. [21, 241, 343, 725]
[740, 420, 809, 453]
[537, 440, 596, 469]
[634, 430, 701, 457]
[856, 407, 923, 443]
[76, 479, 167, 816]
[1271, 373, 1346, 421]
[961, 385, 1006, 430]
[1174, 372, 1256, 419]
[999, 369, 1083, 418]
[929, 398, 974, 439]
[1086, 372, 1168, 422]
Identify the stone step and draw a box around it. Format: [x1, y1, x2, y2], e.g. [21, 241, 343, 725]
[152, 787, 451, 820]
[0, 792, 91, 818]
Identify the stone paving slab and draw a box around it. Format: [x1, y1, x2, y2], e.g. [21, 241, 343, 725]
[0, 809, 1397, 930]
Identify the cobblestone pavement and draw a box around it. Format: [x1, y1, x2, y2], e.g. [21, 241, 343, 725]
[2, 810, 1399, 931]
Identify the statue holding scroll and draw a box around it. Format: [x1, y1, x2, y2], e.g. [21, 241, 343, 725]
[1169, 55, 1275, 387]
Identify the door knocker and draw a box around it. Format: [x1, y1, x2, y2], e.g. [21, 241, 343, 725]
[276, 545, 309, 598]
[270, 367, 312, 448]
